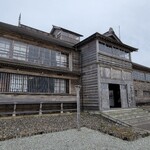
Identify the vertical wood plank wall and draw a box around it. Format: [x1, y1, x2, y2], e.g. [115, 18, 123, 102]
[80, 40, 99, 110]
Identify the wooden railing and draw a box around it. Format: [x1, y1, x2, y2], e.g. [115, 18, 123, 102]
[0, 101, 77, 117]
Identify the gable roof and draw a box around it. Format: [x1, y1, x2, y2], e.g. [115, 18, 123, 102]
[103, 27, 122, 43]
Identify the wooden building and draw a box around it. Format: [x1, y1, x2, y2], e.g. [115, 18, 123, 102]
[133, 63, 150, 105]
[75, 28, 138, 110]
[0, 21, 150, 115]
[0, 22, 82, 114]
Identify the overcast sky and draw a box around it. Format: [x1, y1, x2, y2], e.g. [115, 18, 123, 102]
[0, 0, 150, 67]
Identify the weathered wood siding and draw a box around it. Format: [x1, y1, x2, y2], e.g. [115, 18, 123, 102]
[101, 83, 109, 109]
[120, 84, 128, 108]
[81, 41, 97, 66]
[98, 46, 135, 109]
[99, 64, 135, 109]
[133, 69, 150, 105]
[134, 80, 150, 104]
[80, 40, 99, 110]
[72, 51, 80, 72]
[99, 53, 132, 69]
[70, 79, 80, 94]
[0, 94, 76, 103]
[0, 33, 80, 105]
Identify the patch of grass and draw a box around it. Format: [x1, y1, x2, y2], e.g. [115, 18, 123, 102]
[85, 114, 150, 141]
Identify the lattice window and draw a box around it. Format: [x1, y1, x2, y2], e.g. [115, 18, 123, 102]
[146, 74, 150, 82]
[0, 37, 69, 68]
[0, 72, 69, 94]
[0, 37, 11, 58]
[54, 79, 67, 93]
[13, 42, 28, 61]
[99, 42, 129, 60]
[10, 74, 27, 92]
[133, 71, 145, 81]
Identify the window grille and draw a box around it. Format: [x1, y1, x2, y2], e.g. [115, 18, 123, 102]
[0, 72, 69, 94]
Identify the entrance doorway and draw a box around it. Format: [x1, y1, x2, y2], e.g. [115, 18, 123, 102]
[109, 84, 121, 108]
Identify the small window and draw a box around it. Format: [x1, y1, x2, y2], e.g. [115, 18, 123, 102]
[135, 90, 138, 97]
[56, 32, 61, 38]
[143, 91, 150, 97]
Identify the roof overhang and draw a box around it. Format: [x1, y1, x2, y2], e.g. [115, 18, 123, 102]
[133, 62, 150, 72]
[75, 32, 138, 52]
[0, 22, 75, 49]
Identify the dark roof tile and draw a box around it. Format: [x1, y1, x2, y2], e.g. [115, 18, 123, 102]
[0, 22, 75, 49]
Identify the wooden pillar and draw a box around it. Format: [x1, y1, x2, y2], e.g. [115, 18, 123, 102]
[60, 103, 63, 113]
[129, 53, 132, 61]
[75, 85, 81, 131]
[39, 102, 43, 115]
[12, 103, 16, 117]
[69, 52, 73, 71]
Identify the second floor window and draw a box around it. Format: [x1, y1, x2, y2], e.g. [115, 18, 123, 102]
[13, 42, 27, 61]
[0, 38, 10, 58]
[0, 37, 69, 68]
[99, 42, 130, 60]
[133, 71, 145, 81]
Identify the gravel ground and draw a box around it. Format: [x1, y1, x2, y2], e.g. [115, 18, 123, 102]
[0, 113, 149, 141]
[0, 127, 150, 150]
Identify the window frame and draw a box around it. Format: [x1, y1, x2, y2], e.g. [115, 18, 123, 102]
[99, 42, 130, 60]
[0, 72, 69, 94]
[0, 37, 69, 69]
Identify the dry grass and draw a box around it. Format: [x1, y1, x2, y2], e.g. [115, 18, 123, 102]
[0, 113, 149, 141]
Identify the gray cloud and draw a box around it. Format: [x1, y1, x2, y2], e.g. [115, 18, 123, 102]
[1, 0, 150, 66]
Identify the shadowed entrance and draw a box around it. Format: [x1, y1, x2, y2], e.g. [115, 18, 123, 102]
[109, 84, 121, 108]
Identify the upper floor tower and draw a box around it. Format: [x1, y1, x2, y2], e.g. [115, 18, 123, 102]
[100, 28, 137, 62]
[50, 25, 83, 44]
